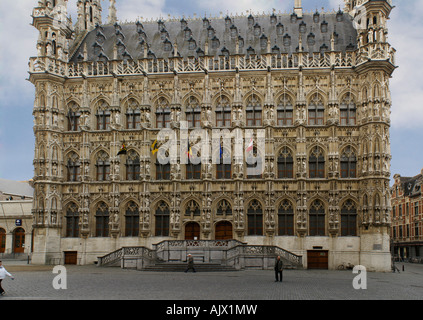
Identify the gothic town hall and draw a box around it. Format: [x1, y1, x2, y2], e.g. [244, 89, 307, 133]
[28, 0, 396, 271]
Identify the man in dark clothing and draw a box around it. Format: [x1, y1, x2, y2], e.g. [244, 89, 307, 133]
[185, 254, 196, 273]
[274, 256, 283, 282]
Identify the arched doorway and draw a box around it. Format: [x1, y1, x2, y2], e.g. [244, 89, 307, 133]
[0, 228, 6, 253]
[13, 228, 25, 253]
[185, 222, 200, 240]
[215, 221, 233, 240]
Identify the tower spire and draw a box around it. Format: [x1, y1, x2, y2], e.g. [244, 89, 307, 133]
[107, 0, 117, 25]
[294, 0, 303, 18]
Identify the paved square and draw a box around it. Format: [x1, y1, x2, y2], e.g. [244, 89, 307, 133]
[0, 262, 422, 300]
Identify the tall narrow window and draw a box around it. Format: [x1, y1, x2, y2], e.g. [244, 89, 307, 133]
[66, 152, 81, 182]
[309, 200, 325, 236]
[246, 94, 262, 126]
[308, 93, 324, 125]
[277, 147, 294, 178]
[96, 100, 111, 130]
[186, 151, 201, 180]
[246, 146, 263, 179]
[156, 97, 171, 128]
[216, 95, 231, 127]
[247, 200, 263, 235]
[186, 96, 201, 128]
[125, 201, 139, 237]
[65, 202, 79, 238]
[155, 201, 170, 236]
[277, 94, 293, 126]
[96, 151, 110, 181]
[340, 93, 357, 125]
[95, 202, 109, 237]
[341, 200, 357, 236]
[216, 147, 231, 179]
[278, 200, 294, 235]
[126, 151, 140, 180]
[126, 99, 141, 129]
[156, 159, 170, 180]
[340, 146, 357, 178]
[309, 146, 325, 178]
[67, 102, 80, 131]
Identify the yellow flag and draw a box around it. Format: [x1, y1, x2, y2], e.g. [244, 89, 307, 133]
[151, 139, 158, 155]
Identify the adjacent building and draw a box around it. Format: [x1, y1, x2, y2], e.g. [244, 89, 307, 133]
[28, 0, 396, 270]
[0, 179, 34, 257]
[391, 170, 423, 261]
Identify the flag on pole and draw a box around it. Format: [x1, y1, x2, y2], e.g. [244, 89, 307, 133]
[151, 139, 159, 155]
[117, 142, 127, 155]
[186, 140, 193, 160]
[246, 137, 254, 153]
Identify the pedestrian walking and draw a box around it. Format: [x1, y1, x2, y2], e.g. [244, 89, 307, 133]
[0, 261, 14, 296]
[184, 254, 196, 273]
[274, 256, 283, 282]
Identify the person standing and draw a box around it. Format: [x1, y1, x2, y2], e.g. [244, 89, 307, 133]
[0, 261, 14, 295]
[274, 256, 283, 282]
[185, 254, 196, 273]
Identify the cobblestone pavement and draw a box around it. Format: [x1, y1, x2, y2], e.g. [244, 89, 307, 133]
[0, 261, 422, 300]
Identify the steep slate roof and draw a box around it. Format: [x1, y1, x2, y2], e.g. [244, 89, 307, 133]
[71, 9, 357, 63]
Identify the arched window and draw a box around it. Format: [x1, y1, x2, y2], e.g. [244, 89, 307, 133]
[308, 93, 324, 125]
[65, 202, 79, 238]
[277, 147, 294, 178]
[185, 200, 201, 217]
[67, 101, 80, 131]
[66, 152, 81, 182]
[340, 93, 356, 125]
[277, 94, 293, 126]
[246, 145, 263, 179]
[126, 98, 141, 129]
[340, 146, 357, 178]
[278, 200, 294, 236]
[216, 199, 232, 216]
[247, 200, 263, 235]
[246, 94, 262, 126]
[96, 100, 111, 130]
[156, 158, 170, 180]
[96, 151, 110, 181]
[216, 146, 231, 179]
[155, 201, 170, 236]
[156, 97, 171, 128]
[125, 201, 139, 237]
[341, 200, 357, 236]
[309, 146, 325, 178]
[186, 96, 201, 128]
[309, 200, 325, 236]
[95, 202, 109, 237]
[216, 95, 231, 127]
[186, 148, 201, 180]
[126, 150, 140, 180]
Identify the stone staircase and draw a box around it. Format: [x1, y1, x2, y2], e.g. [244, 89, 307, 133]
[97, 240, 303, 271]
[143, 262, 238, 272]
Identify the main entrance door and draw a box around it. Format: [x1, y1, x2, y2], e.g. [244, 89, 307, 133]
[13, 228, 25, 253]
[185, 222, 200, 240]
[307, 250, 329, 269]
[215, 221, 233, 240]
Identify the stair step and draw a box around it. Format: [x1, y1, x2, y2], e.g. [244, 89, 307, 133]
[143, 263, 237, 272]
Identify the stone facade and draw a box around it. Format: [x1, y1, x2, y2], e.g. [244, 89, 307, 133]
[28, 0, 396, 270]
